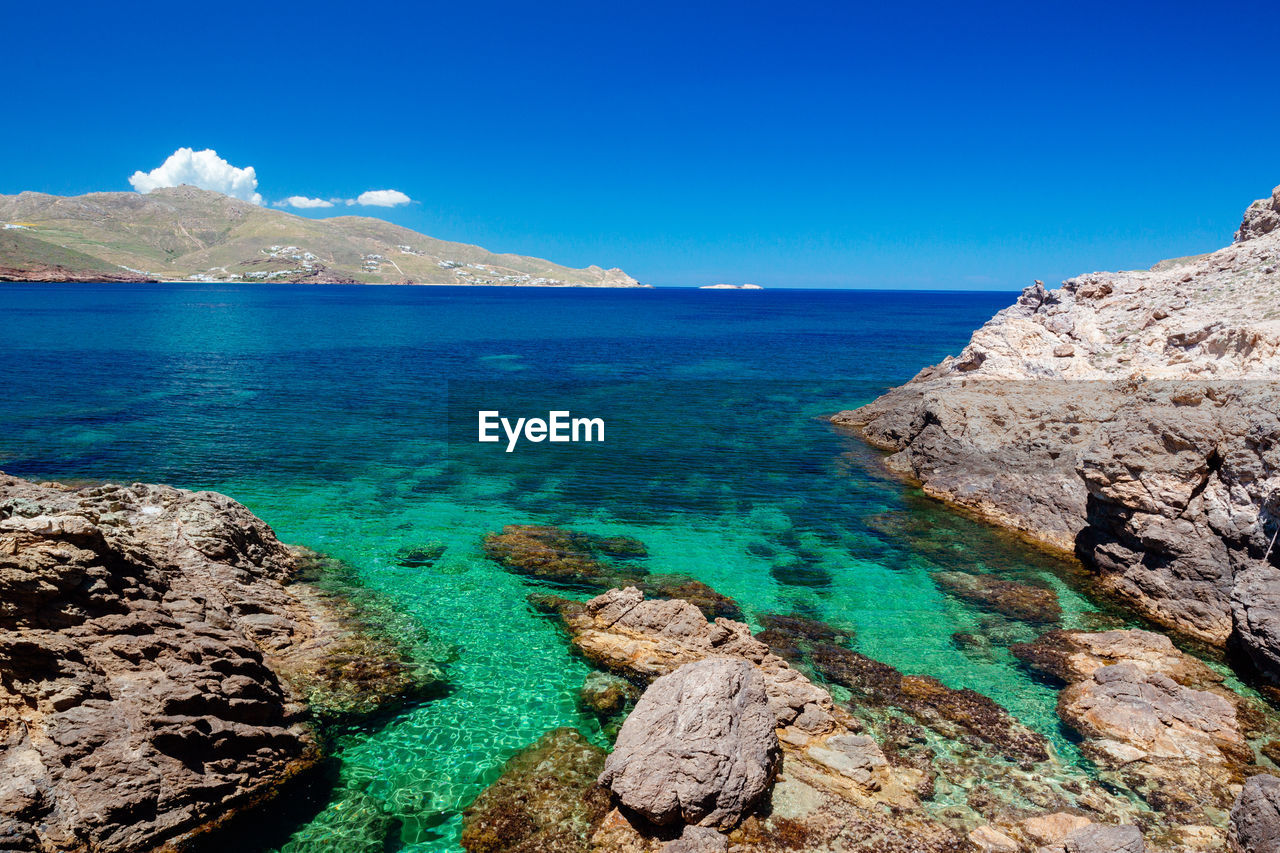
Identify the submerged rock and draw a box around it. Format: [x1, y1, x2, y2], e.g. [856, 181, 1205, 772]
[0, 473, 442, 853]
[931, 570, 1062, 624]
[394, 542, 447, 567]
[486, 524, 741, 620]
[806, 640, 1051, 766]
[460, 728, 611, 853]
[579, 671, 639, 717]
[637, 575, 742, 621]
[599, 658, 780, 829]
[484, 524, 637, 586]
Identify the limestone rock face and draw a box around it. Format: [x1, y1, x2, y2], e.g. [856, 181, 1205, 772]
[1230, 773, 1280, 853]
[599, 658, 781, 829]
[833, 183, 1280, 679]
[0, 473, 438, 853]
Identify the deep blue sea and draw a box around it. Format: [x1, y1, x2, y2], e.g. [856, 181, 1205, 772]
[0, 284, 1128, 851]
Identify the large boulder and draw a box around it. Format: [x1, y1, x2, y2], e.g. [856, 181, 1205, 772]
[598, 658, 781, 829]
[1231, 774, 1280, 853]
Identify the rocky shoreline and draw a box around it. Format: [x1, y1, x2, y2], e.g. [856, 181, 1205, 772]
[832, 185, 1280, 687]
[466, 579, 1280, 852]
[0, 473, 444, 852]
[452, 522, 1280, 852]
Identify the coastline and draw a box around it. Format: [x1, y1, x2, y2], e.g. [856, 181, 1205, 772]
[832, 185, 1280, 677]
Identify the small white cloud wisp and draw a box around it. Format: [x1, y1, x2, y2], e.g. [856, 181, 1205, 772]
[129, 148, 263, 205]
[352, 189, 412, 207]
[279, 196, 334, 209]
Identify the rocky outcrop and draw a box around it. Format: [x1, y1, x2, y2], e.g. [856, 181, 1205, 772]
[534, 587, 839, 737]
[1238, 185, 1280, 243]
[599, 658, 780, 829]
[1230, 773, 1280, 853]
[1014, 629, 1264, 825]
[0, 473, 442, 853]
[834, 185, 1280, 680]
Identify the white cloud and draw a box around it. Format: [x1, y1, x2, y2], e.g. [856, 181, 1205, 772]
[280, 195, 334, 209]
[353, 189, 412, 207]
[129, 148, 263, 205]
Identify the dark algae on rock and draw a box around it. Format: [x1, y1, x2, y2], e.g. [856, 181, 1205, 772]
[0, 473, 446, 853]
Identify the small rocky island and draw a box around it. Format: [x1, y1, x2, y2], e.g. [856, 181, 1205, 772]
[0, 474, 443, 852]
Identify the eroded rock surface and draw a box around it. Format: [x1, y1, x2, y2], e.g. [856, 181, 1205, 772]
[932, 570, 1062, 624]
[0, 473, 440, 852]
[1230, 773, 1280, 853]
[833, 185, 1280, 678]
[1015, 629, 1261, 825]
[600, 658, 780, 828]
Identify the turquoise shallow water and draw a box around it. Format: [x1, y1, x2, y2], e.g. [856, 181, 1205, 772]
[1, 283, 1131, 850]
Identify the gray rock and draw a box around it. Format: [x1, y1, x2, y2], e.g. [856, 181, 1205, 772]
[1015, 631, 1252, 824]
[662, 824, 729, 852]
[1230, 774, 1280, 853]
[1233, 562, 1280, 682]
[599, 657, 781, 828]
[806, 733, 888, 787]
[1063, 824, 1145, 853]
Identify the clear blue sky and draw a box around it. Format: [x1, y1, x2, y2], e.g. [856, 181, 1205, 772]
[5, 0, 1278, 288]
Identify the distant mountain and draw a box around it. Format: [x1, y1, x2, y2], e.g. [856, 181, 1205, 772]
[0, 186, 643, 286]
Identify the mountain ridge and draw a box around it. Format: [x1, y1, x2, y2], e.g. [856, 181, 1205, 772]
[0, 186, 643, 286]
